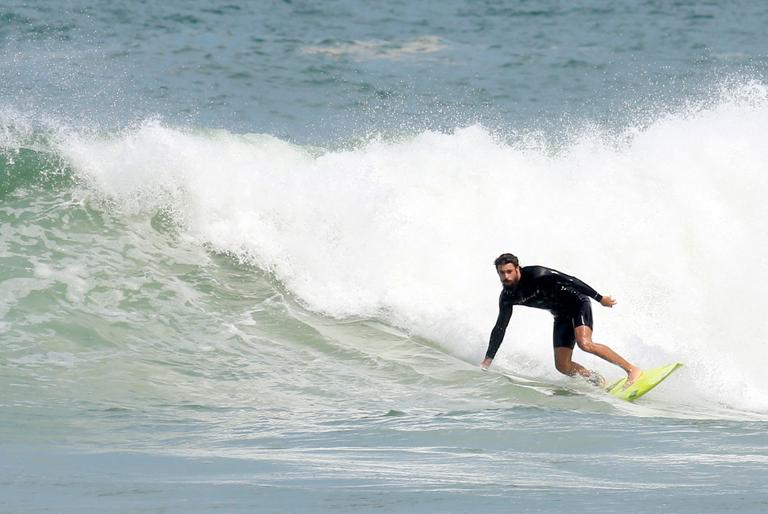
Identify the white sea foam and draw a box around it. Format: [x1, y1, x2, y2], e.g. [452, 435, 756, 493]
[57, 82, 768, 413]
[300, 36, 446, 61]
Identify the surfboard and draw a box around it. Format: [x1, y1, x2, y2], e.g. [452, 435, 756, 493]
[606, 362, 683, 401]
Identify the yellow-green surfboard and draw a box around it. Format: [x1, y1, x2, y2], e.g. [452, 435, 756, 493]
[606, 362, 683, 402]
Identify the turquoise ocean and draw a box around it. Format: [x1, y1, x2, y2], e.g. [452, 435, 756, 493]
[2, 1, 768, 512]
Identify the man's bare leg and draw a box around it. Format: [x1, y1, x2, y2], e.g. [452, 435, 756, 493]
[574, 325, 642, 386]
[553, 346, 590, 377]
[553, 347, 606, 386]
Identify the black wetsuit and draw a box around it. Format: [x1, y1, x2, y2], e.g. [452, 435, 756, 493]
[485, 266, 604, 359]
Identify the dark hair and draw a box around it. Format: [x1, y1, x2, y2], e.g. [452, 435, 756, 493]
[494, 253, 519, 267]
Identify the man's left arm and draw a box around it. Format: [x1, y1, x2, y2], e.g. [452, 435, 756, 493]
[559, 272, 616, 307]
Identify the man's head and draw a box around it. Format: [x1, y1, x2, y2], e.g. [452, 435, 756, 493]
[494, 253, 521, 289]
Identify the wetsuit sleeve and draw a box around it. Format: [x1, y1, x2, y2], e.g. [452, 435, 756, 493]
[485, 294, 513, 360]
[560, 272, 603, 302]
[544, 268, 602, 302]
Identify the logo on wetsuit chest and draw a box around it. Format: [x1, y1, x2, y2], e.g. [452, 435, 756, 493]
[517, 290, 540, 304]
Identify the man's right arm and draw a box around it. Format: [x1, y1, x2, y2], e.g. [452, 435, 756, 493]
[482, 296, 513, 368]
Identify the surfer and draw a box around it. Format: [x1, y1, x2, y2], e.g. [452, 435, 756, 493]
[481, 253, 642, 387]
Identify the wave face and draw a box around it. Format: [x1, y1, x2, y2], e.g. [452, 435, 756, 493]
[3, 82, 768, 420]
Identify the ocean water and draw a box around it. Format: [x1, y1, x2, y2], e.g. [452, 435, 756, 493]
[2, 1, 768, 512]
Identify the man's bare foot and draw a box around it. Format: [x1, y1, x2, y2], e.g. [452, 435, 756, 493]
[624, 367, 643, 389]
[584, 370, 606, 388]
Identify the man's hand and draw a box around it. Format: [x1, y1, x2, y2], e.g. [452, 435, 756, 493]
[600, 295, 617, 308]
[480, 357, 493, 370]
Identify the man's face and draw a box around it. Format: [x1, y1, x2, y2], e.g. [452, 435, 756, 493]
[497, 263, 521, 289]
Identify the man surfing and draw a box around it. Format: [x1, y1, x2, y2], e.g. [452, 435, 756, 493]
[481, 253, 642, 387]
